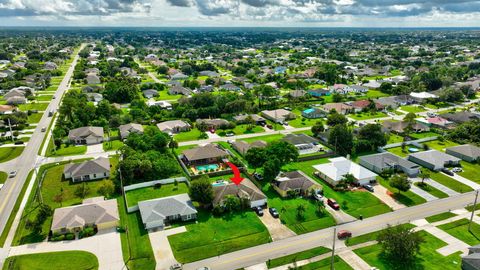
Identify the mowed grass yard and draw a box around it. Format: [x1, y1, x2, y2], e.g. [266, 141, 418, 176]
[125, 182, 189, 207]
[294, 256, 353, 270]
[3, 251, 99, 270]
[27, 113, 43, 124]
[399, 105, 426, 113]
[429, 172, 473, 193]
[173, 128, 203, 142]
[283, 159, 392, 219]
[438, 218, 480, 246]
[354, 230, 462, 270]
[458, 161, 480, 183]
[0, 147, 24, 163]
[377, 177, 426, 207]
[45, 140, 87, 157]
[349, 111, 388, 120]
[216, 124, 264, 136]
[0, 171, 7, 184]
[168, 210, 271, 263]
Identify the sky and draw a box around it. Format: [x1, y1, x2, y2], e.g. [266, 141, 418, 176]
[0, 0, 480, 27]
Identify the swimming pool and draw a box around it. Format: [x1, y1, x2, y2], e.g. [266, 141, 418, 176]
[196, 164, 219, 172]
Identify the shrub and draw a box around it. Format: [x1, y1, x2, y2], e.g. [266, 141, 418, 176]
[65, 233, 75, 240]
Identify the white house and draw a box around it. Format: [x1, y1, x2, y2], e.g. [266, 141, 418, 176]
[312, 157, 377, 186]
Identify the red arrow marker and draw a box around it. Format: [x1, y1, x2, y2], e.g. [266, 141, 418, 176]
[226, 162, 244, 185]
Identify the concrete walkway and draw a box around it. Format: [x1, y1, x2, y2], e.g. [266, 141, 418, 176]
[337, 249, 372, 270]
[444, 172, 480, 190]
[8, 228, 124, 270]
[410, 177, 459, 197]
[409, 183, 438, 201]
[372, 184, 405, 210]
[148, 226, 186, 270]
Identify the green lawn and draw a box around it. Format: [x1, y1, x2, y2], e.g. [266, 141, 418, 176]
[414, 182, 448, 199]
[18, 103, 49, 111]
[386, 146, 409, 158]
[102, 140, 124, 151]
[346, 224, 416, 247]
[0, 171, 7, 184]
[46, 142, 87, 157]
[242, 134, 285, 144]
[425, 212, 457, 223]
[354, 230, 462, 270]
[365, 90, 390, 99]
[117, 196, 156, 270]
[35, 95, 54, 101]
[399, 105, 426, 113]
[27, 113, 43, 124]
[430, 172, 473, 193]
[423, 140, 459, 151]
[283, 160, 392, 219]
[125, 182, 189, 207]
[438, 218, 480, 246]
[387, 134, 404, 144]
[267, 246, 331, 268]
[458, 161, 480, 183]
[349, 111, 388, 120]
[156, 91, 182, 100]
[0, 147, 24, 163]
[173, 128, 204, 142]
[3, 251, 99, 270]
[295, 256, 353, 270]
[377, 177, 426, 207]
[168, 210, 271, 263]
[217, 125, 264, 136]
[408, 132, 440, 140]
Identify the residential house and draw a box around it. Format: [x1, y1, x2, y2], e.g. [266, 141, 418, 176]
[63, 157, 110, 182]
[196, 118, 230, 130]
[282, 134, 319, 154]
[157, 120, 191, 134]
[221, 83, 241, 91]
[261, 109, 296, 123]
[68, 126, 104, 145]
[329, 84, 350, 94]
[142, 89, 158, 99]
[439, 112, 480, 125]
[86, 93, 103, 103]
[146, 100, 172, 110]
[302, 107, 327, 119]
[231, 140, 267, 155]
[350, 85, 369, 93]
[212, 180, 267, 208]
[51, 197, 119, 234]
[181, 144, 229, 166]
[322, 103, 353, 115]
[462, 244, 480, 270]
[350, 100, 373, 112]
[169, 86, 192, 96]
[199, 71, 219, 77]
[44, 61, 58, 70]
[410, 91, 438, 103]
[312, 157, 378, 186]
[0, 105, 16, 115]
[138, 194, 197, 230]
[170, 73, 189, 80]
[382, 120, 430, 134]
[5, 96, 26, 105]
[119, 123, 144, 139]
[445, 144, 480, 162]
[408, 150, 461, 171]
[359, 152, 421, 177]
[289, 90, 307, 98]
[233, 114, 266, 126]
[86, 74, 101, 85]
[273, 171, 322, 197]
[308, 88, 331, 97]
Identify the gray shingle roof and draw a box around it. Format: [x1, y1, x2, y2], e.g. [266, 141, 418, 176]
[183, 144, 229, 162]
[359, 152, 419, 170]
[64, 157, 110, 178]
[408, 150, 461, 167]
[138, 194, 197, 224]
[68, 126, 104, 140]
[282, 133, 318, 146]
[446, 144, 480, 159]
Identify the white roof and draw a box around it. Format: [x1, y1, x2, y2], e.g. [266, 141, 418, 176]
[410, 92, 437, 99]
[313, 157, 377, 183]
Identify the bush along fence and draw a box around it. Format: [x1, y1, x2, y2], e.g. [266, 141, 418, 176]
[123, 177, 190, 213]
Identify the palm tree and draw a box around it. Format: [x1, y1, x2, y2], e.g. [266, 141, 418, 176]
[418, 169, 430, 184]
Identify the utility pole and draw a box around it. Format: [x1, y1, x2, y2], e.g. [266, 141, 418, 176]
[469, 189, 479, 232]
[330, 227, 336, 270]
[7, 118, 13, 142]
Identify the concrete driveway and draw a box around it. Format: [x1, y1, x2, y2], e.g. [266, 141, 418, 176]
[86, 143, 105, 154]
[148, 226, 186, 270]
[371, 184, 405, 210]
[8, 228, 124, 270]
[258, 212, 296, 241]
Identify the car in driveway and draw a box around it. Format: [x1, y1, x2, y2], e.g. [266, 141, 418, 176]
[337, 230, 352, 239]
[9, 171, 17, 178]
[452, 167, 463, 173]
[14, 141, 24, 145]
[327, 198, 340, 210]
[170, 264, 182, 270]
[253, 173, 263, 181]
[313, 189, 323, 201]
[363, 184, 374, 192]
[442, 168, 454, 176]
[252, 206, 264, 216]
[269, 207, 279, 218]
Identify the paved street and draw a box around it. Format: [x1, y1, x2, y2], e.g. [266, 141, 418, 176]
[0, 44, 85, 247]
[183, 192, 477, 270]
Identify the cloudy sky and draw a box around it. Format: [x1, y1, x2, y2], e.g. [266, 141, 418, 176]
[0, 0, 479, 27]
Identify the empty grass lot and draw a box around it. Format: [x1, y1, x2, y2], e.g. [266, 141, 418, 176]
[438, 218, 480, 246]
[125, 182, 189, 207]
[458, 161, 480, 183]
[0, 147, 24, 163]
[346, 224, 416, 247]
[267, 246, 330, 268]
[354, 230, 462, 270]
[216, 124, 264, 136]
[425, 212, 457, 223]
[429, 172, 473, 193]
[349, 111, 388, 120]
[3, 251, 99, 270]
[295, 256, 353, 270]
[168, 210, 271, 263]
[399, 105, 426, 113]
[283, 159, 392, 219]
[173, 128, 204, 142]
[102, 140, 124, 151]
[242, 134, 285, 144]
[45, 141, 87, 157]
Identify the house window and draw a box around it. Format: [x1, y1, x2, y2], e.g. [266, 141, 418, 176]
[93, 174, 96, 178]
[104, 172, 107, 176]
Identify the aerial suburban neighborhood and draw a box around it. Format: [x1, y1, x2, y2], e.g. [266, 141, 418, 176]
[1, 4, 480, 270]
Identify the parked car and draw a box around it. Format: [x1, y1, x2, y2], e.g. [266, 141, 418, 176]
[313, 190, 323, 201]
[337, 230, 352, 239]
[363, 184, 374, 192]
[252, 206, 264, 216]
[209, 128, 215, 134]
[9, 171, 17, 178]
[226, 132, 234, 137]
[253, 173, 263, 181]
[14, 141, 24, 145]
[41, 127, 46, 132]
[0, 184, 4, 191]
[327, 198, 340, 210]
[269, 207, 279, 218]
[170, 264, 182, 270]
[452, 167, 463, 173]
[266, 124, 273, 129]
[48, 110, 54, 117]
[52, 95, 56, 99]
[442, 168, 454, 176]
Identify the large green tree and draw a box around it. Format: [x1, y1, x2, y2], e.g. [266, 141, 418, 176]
[377, 225, 424, 269]
[328, 124, 354, 156]
[189, 176, 214, 205]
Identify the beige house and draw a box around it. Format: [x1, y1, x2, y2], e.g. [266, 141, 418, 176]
[273, 171, 322, 197]
[51, 197, 119, 234]
[63, 157, 110, 183]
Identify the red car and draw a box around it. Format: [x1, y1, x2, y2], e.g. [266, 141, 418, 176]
[337, 230, 352, 239]
[327, 198, 340, 210]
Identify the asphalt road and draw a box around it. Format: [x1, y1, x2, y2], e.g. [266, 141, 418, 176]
[0, 45, 84, 242]
[183, 191, 477, 270]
